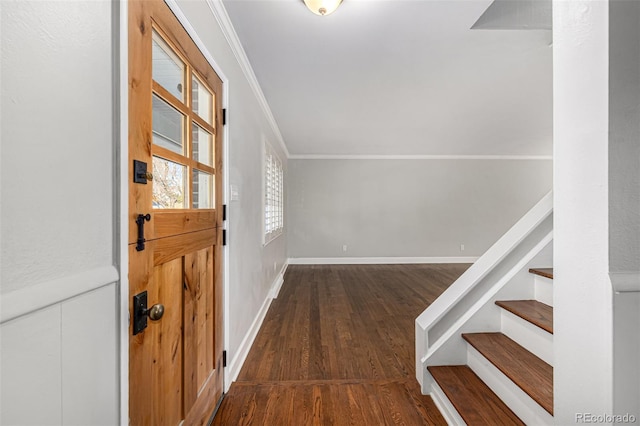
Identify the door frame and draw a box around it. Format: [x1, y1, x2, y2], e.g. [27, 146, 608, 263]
[117, 1, 230, 423]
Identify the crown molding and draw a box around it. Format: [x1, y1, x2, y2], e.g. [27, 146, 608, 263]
[288, 154, 554, 160]
[205, 0, 290, 159]
[181, 1, 552, 163]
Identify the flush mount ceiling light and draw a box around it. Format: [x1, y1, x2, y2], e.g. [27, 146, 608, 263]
[303, 0, 343, 16]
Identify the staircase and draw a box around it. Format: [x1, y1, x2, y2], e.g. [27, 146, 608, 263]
[415, 193, 555, 425]
[428, 268, 554, 425]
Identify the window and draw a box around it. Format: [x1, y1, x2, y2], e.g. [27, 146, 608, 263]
[264, 142, 284, 244]
[150, 29, 216, 210]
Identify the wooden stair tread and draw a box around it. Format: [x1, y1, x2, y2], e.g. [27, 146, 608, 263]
[462, 332, 553, 415]
[529, 268, 553, 279]
[495, 300, 553, 334]
[428, 365, 525, 425]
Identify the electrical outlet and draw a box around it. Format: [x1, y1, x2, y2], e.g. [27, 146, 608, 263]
[342, 245, 347, 252]
[273, 261, 277, 272]
[460, 244, 465, 251]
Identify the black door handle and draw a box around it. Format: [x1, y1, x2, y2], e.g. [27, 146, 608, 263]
[136, 214, 151, 251]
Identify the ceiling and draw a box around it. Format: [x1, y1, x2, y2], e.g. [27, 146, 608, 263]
[222, 0, 553, 157]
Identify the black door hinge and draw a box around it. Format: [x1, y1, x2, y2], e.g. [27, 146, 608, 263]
[222, 350, 227, 367]
[222, 108, 227, 126]
[222, 204, 227, 221]
[222, 229, 227, 246]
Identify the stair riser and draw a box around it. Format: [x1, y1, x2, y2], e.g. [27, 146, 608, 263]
[427, 375, 467, 426]
[501, 310, 554, 365]
[534, 275, 554, 306]
[467, 345, 554, 425]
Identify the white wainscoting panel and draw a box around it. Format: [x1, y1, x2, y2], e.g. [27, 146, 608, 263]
[1, 305, 63, 425]
[0, 284, 119, 426]
[61, 284, 118, 425]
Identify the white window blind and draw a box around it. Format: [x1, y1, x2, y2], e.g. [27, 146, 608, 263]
[264, 142, 283, 244]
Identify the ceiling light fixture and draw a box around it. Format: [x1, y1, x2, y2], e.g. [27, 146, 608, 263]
[303, 0, 342, 16]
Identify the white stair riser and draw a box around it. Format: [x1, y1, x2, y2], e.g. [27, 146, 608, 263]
[500, 309, 554, 365]
[466, 345, 554, 426]
[534, 275, 554, 306]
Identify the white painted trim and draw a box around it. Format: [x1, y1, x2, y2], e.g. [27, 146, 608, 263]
[221, 71, 231, 397]
[163, 0, 233, 395]
[421, 231, 554, 364]
[204, 0, 290, 159]
[1, 266, 120, 324]
[610, 272, 640, 293]
[225, 295, 271, 386]
[416, 191, 553, 351]
[164, 0, 228, 84]
[288, 257, 478, 265]
[268, 275, 285, 300]
[268, 264, 288, 299]
[117, 1, 130, 424]
[226, 263, 288, 387]
[289, 154, 553, 161]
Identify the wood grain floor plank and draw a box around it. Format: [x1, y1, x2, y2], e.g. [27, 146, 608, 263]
[213, 264, 469, 425]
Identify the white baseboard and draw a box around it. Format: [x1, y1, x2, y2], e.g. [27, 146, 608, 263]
[268, 264, 287, 299]
[288, 257, 478, 265]
[226, 293, 272, 386]
[226, 263, 288, 386]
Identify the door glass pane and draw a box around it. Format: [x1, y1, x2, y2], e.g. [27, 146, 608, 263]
[192, 123, 213, 167]
[192, 170, 213, 209]
[152, 95, 184, 155]
[191, 74, 213, 125]
[153, 156, 187, 209]
[152, 31, 185, 101]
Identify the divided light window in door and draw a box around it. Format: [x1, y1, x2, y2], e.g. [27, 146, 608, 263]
[151, 29, 215, 209]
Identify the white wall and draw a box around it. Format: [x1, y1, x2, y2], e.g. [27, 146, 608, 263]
[609, 0, 640, 274]
[287, 159, 552, 260]
[609, 0, 640, 419]
[553, 1, 614, 422]
[1, 0, 119, 424]
[172, 0, 288, 382]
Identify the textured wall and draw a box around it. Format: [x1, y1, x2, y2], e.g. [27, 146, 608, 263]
[1, 1, 118, 424]
[1, 0, 115, 294]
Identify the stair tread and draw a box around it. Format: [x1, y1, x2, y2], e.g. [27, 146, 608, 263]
[462, 332, 553, 415]
[529, 268, 553, 279]
[496, 300, 553, 334]
[428, 365, 525, 425]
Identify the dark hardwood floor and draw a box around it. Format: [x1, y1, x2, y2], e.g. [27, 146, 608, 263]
[212, 264, 469, 425]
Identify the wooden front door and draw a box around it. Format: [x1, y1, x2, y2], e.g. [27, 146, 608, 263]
[128, 0, 224, 424]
